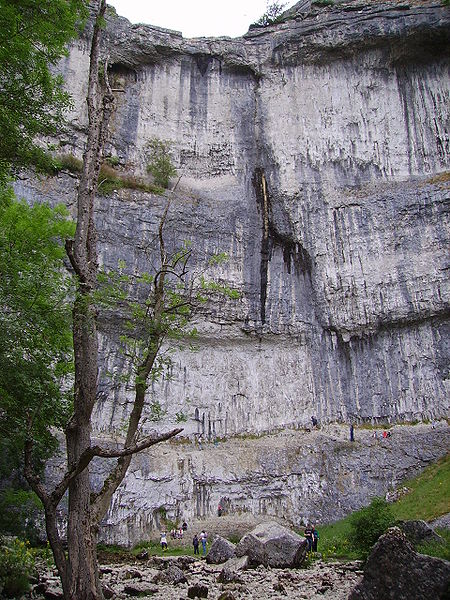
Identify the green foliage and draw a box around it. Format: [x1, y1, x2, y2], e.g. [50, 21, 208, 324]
[55, 153, 83, 173]
[149, 401, 167, 421]
[175, 412, 188, 423]
[105, 156, 120, 167]
[0, 538, 34, 598]
[391, 453, 450, 522]
[146, 138, 177, 189]
[54, 154, 164, 195]
[0, 0, 88, 182]
[0, 187, 75, 473]
[313, 0, 334, 6]
[254, 2, 286, 27]
[349, 497, 395, 557]
[0, 489, 43, 545]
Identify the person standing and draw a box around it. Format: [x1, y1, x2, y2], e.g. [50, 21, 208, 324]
[160, 531, 168, 551]
[192, 534, 200, 555]
[304, 524, 313, 552]
[350, 423, 355, 442]
[312, 526, 319, 552]
[200, 530, 208, 555]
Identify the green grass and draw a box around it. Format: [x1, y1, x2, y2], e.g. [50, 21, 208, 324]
[132, 540, 201, 558]
[318, 454, 450, 561]
[391, 454, 450, 522]
[417, 529, 450, 561]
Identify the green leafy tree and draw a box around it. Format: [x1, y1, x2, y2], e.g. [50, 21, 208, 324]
[0, 0, 87, 182]
[349, 497, 395, 557]
[0, 187, 75, 474]
[146, 138, 177, 189]
[254, 2, 287, 26]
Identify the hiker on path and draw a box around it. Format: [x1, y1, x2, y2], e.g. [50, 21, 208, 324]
[193, 534, 200, 555]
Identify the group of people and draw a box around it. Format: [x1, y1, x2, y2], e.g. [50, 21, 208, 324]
[304, 524, 319, 552]
[372, 429, 392, 439]
[169, 521, 188, 540]
[192, 530, 208, 555]
[160, 524, 208, 556]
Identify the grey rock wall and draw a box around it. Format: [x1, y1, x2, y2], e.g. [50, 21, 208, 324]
[16, 0, 450, 543]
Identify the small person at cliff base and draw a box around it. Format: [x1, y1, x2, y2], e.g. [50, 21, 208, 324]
[200, 530, 208, 555]
[160, 531, 168, 551]
[218, 504, 223, 517]
[312, 526, 319, 552]
[193, 534, 200, 555]
[304, 524, 313, 552]
[350, 423, 355, 442]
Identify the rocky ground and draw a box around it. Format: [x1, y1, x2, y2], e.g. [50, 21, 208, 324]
[33, 554, 363, 599]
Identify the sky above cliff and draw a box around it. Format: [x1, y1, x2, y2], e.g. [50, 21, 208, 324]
[108, 0, 297, 38]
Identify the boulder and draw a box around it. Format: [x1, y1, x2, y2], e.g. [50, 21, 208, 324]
[123, 582, 159, 596]
[217, 567, 243, 584]
[349, 527, 450, 600]
[222, 555, 249, 572]
[153, 564, 187, 585]
[235, 521, 307, 568]
[206, 536, 236, 564]
[398, 520, 444, 546]
[188, 583, 208, 598]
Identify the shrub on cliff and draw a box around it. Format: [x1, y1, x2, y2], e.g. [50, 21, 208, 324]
[146, 138, 177, 189]
[349, 497, 395, 557]
[253, 2, 286, 27]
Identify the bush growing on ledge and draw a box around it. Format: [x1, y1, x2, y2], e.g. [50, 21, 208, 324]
[313, 0, 334, 6]
[145, 138, 177, 189]
[54, 154, 164, 195]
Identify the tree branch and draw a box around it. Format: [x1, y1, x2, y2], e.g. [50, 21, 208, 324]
[51, 428, 183, 503]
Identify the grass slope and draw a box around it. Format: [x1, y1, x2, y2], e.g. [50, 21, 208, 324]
[319, 453, 450, 560]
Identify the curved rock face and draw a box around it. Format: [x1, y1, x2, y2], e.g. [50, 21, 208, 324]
[16, 0, 450, 543]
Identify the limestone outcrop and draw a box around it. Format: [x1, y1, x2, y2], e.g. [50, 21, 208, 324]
[15, 0, 450, 543]
[349, 526, 450, 600]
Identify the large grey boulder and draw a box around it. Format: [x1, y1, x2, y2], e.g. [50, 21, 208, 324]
[349, 527, 450, 600]
[235, 521, 307, 568]
[206, 536, 236, 564]
[398, 520, 444, 546]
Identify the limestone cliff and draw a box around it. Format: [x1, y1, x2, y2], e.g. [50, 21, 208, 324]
[15, 0, 450, 543]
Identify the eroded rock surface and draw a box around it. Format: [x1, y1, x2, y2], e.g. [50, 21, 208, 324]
[349, 526, 450, 600]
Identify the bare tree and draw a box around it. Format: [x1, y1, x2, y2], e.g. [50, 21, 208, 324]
[23, 2, 182, 597]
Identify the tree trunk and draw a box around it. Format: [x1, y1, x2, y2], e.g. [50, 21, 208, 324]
[64, 1, 109, 597]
